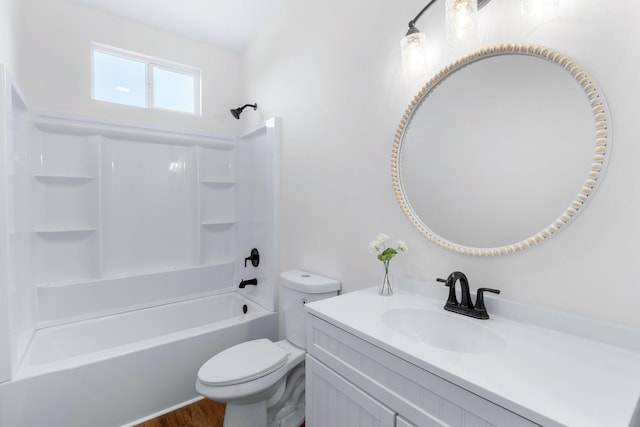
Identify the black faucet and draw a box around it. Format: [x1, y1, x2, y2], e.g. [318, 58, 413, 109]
[436, 272, 500, 319]
[239, 278, 258, 288]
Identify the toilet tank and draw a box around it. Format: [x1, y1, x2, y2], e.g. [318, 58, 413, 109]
[281, 270, 340, 349]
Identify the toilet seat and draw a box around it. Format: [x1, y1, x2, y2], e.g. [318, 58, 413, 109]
[198, 339, 288, 387]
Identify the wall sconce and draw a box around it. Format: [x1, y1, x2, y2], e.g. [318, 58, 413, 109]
[401, 0, 491, 77]
[446, 0, 478, 39]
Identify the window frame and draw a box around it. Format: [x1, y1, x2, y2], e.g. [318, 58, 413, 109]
[91, 43, 202, 116]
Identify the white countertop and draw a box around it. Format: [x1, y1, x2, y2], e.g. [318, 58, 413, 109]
[305, 278, 640, 427]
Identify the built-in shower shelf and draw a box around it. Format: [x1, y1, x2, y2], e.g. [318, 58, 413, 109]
[35, 260, 236, 289]
[200, 180, 236, 185]
[34, 228, 98, 234]
[35, 261, 237, 325]
[200, 221, 236, 227]
[36, 277, 100, 289]
[33, 174, 95, 182]
[200, 257, 236, 267]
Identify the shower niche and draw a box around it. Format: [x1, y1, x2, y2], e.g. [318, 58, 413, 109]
[31, 131, 100, 285]
[198, 146, 237, 263]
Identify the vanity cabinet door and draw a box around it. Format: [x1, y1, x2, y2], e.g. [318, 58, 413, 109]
[306, 355, 395, 427]
[307, 314, 538, 427]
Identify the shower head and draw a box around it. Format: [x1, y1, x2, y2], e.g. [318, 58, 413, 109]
[230, 103, 258, 119]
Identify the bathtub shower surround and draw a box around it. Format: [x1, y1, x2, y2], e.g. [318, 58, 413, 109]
[31, 116, 240, 325]
[24, 112, 279, 325]
[0, 67, 281, 426]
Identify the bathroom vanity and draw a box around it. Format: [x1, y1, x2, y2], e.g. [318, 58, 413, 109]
[304, 278, 640, 427]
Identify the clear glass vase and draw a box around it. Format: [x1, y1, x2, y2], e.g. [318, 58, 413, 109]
[379, 260, 393, 296]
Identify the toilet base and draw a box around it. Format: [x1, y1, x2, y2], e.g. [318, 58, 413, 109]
[217, 363, 306, 427]
[271, 402, 304, 427]
[223, 396, 304, 427]
[224, 401, 268, 427]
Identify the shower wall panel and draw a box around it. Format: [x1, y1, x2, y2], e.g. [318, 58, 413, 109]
[0, 66, 32, 382]
[30, 117, 239, 327]
[101, 139, 198, 276]
[235, 118, 280, 312]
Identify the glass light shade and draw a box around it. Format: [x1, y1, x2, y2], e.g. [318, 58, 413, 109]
[446, 0, 478, 39]
[401, 32, 428, 78]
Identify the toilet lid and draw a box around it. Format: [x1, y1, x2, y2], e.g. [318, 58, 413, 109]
[198, 339, 289, 386]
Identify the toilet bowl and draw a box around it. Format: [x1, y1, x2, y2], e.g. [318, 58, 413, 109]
[196, 270, 340, 427]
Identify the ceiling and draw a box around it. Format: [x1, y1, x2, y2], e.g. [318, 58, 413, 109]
[71, 0, 285, 52]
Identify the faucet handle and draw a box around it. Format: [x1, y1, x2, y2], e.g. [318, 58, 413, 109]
[474, 288, 501, 319]
[477, 287, 500, 297]
[436, 277, 458, 306]
[244, 248, 260, 268]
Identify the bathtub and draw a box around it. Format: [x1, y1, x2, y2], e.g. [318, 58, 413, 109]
[0, 292, 278, 427]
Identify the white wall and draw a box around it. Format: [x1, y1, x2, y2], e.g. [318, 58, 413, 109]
[242, 0, 640, 328]
[18, 0, 242, 135]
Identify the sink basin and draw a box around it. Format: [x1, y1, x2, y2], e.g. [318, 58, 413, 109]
[382, 308, 506, 354]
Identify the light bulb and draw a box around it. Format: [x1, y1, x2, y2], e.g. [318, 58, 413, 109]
[400, 31, 428, 79]
[446, 0, 478, 39]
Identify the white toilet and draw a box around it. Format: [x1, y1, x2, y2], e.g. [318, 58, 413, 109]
[196, 270, 340, 427]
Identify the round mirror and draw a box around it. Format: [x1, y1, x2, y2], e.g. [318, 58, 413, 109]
[392, 44, 610, 256]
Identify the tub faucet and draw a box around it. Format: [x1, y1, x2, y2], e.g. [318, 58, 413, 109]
[436, 272, 500, 319]
[239, 278, 258, 288]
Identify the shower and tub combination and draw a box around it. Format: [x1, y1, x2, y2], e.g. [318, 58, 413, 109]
[0, 67, 281, 426]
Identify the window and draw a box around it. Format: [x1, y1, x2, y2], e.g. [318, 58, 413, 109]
[93, 51, 146, 108]
[92, 44, 201, 115]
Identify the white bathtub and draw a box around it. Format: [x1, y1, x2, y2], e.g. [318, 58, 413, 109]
[0, 292, 278, 427]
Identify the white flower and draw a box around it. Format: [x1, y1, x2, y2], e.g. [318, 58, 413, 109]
[376, 233, 390, 244]
[369, 234, 408, 259]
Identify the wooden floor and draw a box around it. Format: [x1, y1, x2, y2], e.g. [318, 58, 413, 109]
[135, 399, 305, 427]
[135, 399, 225, 427]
